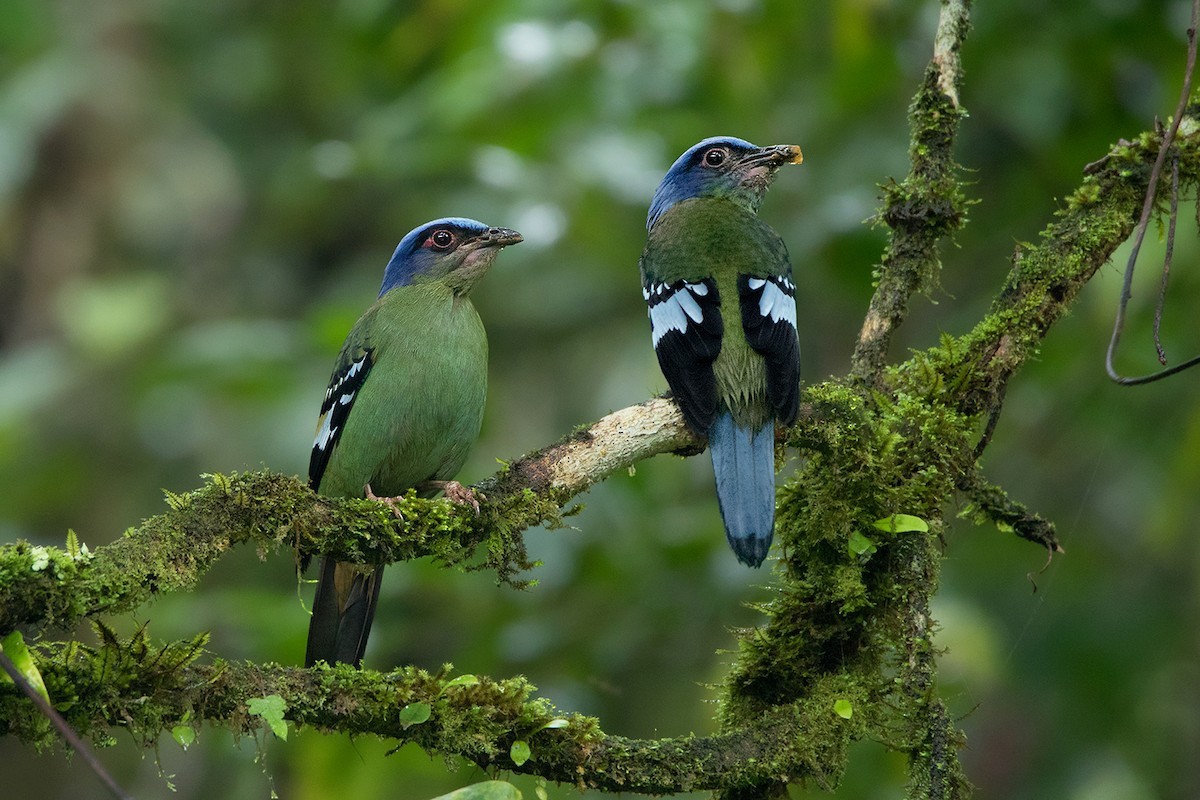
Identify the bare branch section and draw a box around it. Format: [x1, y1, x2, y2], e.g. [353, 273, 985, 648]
[476, 397, 697, 502]
[0, 398, 699, 634]
[850, 0, 971, 387]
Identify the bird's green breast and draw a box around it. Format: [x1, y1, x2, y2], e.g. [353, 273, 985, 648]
[317, 282, 488, 498]
[643, 198, 788, 426]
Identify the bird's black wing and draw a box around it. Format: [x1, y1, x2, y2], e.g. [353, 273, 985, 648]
[641, 274, 723, 434]
[306, 343, 381, 667]
[738, 271, 800, 425]
[308, 347, 374, 490]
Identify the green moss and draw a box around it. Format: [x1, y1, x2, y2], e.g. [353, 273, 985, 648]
[1067, 179, 1102, 209]
[0, 470, 557, 634]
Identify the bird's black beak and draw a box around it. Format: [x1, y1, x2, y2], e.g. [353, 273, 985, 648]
[735, 144, 803, 196]
[749, 143, 804, 167]
[478, 227, 524, 247]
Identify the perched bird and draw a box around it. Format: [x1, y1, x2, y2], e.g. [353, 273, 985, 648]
[639, 136, 803, 567]
[305, 217, 522, 667]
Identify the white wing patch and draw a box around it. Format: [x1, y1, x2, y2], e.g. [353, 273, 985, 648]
[645, 281, 712, 347]
[747, 276, 796, 327]
[313, 413, 338, 454]
[312, 355, 369, 455]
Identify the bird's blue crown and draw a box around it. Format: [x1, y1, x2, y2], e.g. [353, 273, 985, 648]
[380, 217, 491, 296]
[646, 136, 760, 230]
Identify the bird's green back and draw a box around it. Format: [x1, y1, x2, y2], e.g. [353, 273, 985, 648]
[316, 281, 488, 499]
[640, 197, 790, 426]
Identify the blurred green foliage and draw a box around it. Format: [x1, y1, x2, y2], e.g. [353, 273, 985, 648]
[1, 0, 1199, 798]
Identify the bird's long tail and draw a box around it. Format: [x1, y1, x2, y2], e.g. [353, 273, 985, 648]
[305, 558, 383, 667]
[709, 411, 776, 567]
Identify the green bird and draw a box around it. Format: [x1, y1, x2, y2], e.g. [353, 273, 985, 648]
[640, 136, 803, 567]
[305, 217, 522, 667]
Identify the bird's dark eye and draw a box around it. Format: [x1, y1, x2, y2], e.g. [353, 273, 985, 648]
[702, 147, 728, 168]
[430, 229, 455, 250]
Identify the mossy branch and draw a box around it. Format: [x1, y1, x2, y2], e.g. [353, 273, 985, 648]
[851, 0, 971, 388]
[0, 398, 701, 635]
[957, 470, 1060, 553]
[2, 631, 861, 794]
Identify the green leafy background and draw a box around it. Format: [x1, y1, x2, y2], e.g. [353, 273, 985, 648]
[2, 1, 1198, 798]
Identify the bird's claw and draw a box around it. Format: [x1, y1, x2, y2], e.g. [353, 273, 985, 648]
[440, 480, 482, 515]
[364, 483, 405, 518]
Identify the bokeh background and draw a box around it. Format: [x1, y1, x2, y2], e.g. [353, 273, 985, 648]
[3, 1, 1200, 798]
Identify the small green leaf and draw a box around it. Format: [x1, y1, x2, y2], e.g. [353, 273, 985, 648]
[247, 694, 288, 740]
[442, 674, 479, 691]
[834, 698, 853, 719]
[847, 530, 877, 556]
[510, 739, 531, 766]
[538, 718, 569, 731]
[172, 725, 196, 749]
[871, 514, 929, 534]
[28, 546, 50, 572]
[399, 702, 431, 728]
[0, 631, 49, 702]
[430, 780, 523, 800]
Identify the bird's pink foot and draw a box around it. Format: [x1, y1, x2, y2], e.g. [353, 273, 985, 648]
[364, 483, 405, 518]
[421, 480, 482, 515]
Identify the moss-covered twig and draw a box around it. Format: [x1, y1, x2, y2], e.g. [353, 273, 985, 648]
[1, 632, 861, 794]
[957, 470, 1060, 552]
[851, 0, 971, 387]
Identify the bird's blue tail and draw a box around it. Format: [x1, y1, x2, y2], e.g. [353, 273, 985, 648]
[709, 411, 776, 567]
